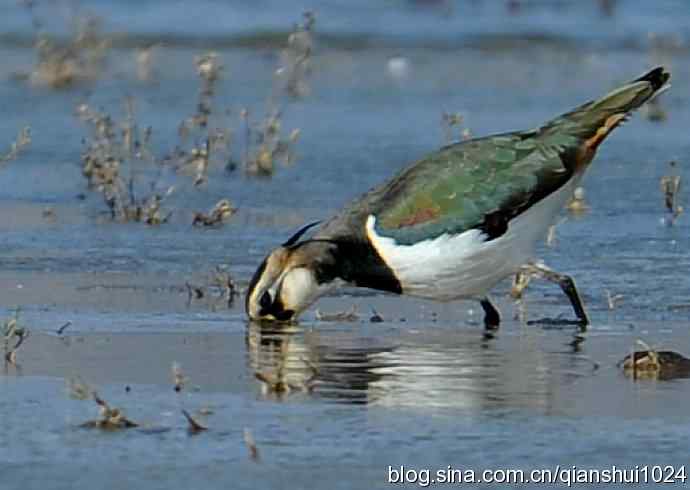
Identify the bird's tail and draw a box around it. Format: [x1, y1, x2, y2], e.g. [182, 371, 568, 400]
[545, 67, 670, 142]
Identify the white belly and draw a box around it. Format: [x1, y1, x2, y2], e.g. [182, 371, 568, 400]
[366, 178, 579, 300]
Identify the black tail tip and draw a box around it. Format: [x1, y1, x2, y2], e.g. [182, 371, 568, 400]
[635, 66, 670, 91]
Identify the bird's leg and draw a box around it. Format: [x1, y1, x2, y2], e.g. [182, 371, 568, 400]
[520, 262, 590, 327]
[480, 296, 501, 330]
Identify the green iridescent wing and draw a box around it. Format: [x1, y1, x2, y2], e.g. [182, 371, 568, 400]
[373, 131, 580, 244]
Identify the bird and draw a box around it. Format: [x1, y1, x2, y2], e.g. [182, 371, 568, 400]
[246, 67, 670, 328]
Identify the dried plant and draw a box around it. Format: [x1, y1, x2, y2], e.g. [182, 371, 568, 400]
[57, 321, 72, 334]
[78, 100, 175, 224]
[544, 216, 567, 248]
[315, 305, 359, 322]
[605, 290, 624, 310]
[161, 15, 310, 179]
[177, 52, 222, 135]
[192, 199, 237, 227]
[72, 14, 313, 222]
[186, 265, 237, 308]
[621, 345, 690, 381]
[67, 374, 138, 429]
[172, 53, 235, 186]
[625, 351, 657, 379]
[243, 428, 260, 462]
[211, 266, 237, 305]
[546, 224, 557, 247]
[623, 340, 660, 380]
[181, 409, 207, 434]
[3, 309, 30, 365]
[67, 376, 93, 400]
[566, 187, 589, 214]
[135, 45, 157, 82]
[172, 361, 187, 392]
[197, 407, 214, 416]
[79, 392, 138, 430]
[21, 1, 110, 88]
[194, 52, 222, 128]
[1, 126, 32, 165]
[660, 160, 683, 225]
[185, 282, 205, 302]
[279, 11, 316, 99]
[42, 206, 56, 221]
[244, 112, 300, 176]
[180, 140, 211, 186]
[242, 12, 313, 176]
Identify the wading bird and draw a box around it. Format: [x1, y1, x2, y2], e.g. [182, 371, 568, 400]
[246, 68, 670, 328]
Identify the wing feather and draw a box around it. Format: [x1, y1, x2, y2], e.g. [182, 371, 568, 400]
[372, 132, 579, 244]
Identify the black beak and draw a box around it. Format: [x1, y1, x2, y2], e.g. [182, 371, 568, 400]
[256, 290, 295, 322]
[272, 309, 296, 322]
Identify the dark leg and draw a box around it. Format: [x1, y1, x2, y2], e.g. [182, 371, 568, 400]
[521, 263, 590, 327]
[556, 275, 590, 325]
[480, 296, 501, 330]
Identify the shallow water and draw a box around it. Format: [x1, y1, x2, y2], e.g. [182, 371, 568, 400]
[2, 1, 690, 489]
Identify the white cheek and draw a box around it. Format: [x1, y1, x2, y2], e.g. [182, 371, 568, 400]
[281, 269, 319, 311]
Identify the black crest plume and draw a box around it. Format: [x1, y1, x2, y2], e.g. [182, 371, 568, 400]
[282, 221, 321, 247]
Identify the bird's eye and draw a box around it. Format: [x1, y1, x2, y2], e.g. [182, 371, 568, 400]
[259, 291, 272, 310]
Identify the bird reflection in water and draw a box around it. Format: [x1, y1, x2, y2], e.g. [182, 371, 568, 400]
[245, 321, 595, 411]
[246, 320, 393, 403]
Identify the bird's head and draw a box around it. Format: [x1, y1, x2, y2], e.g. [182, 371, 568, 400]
[246, 222, 339, 322]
